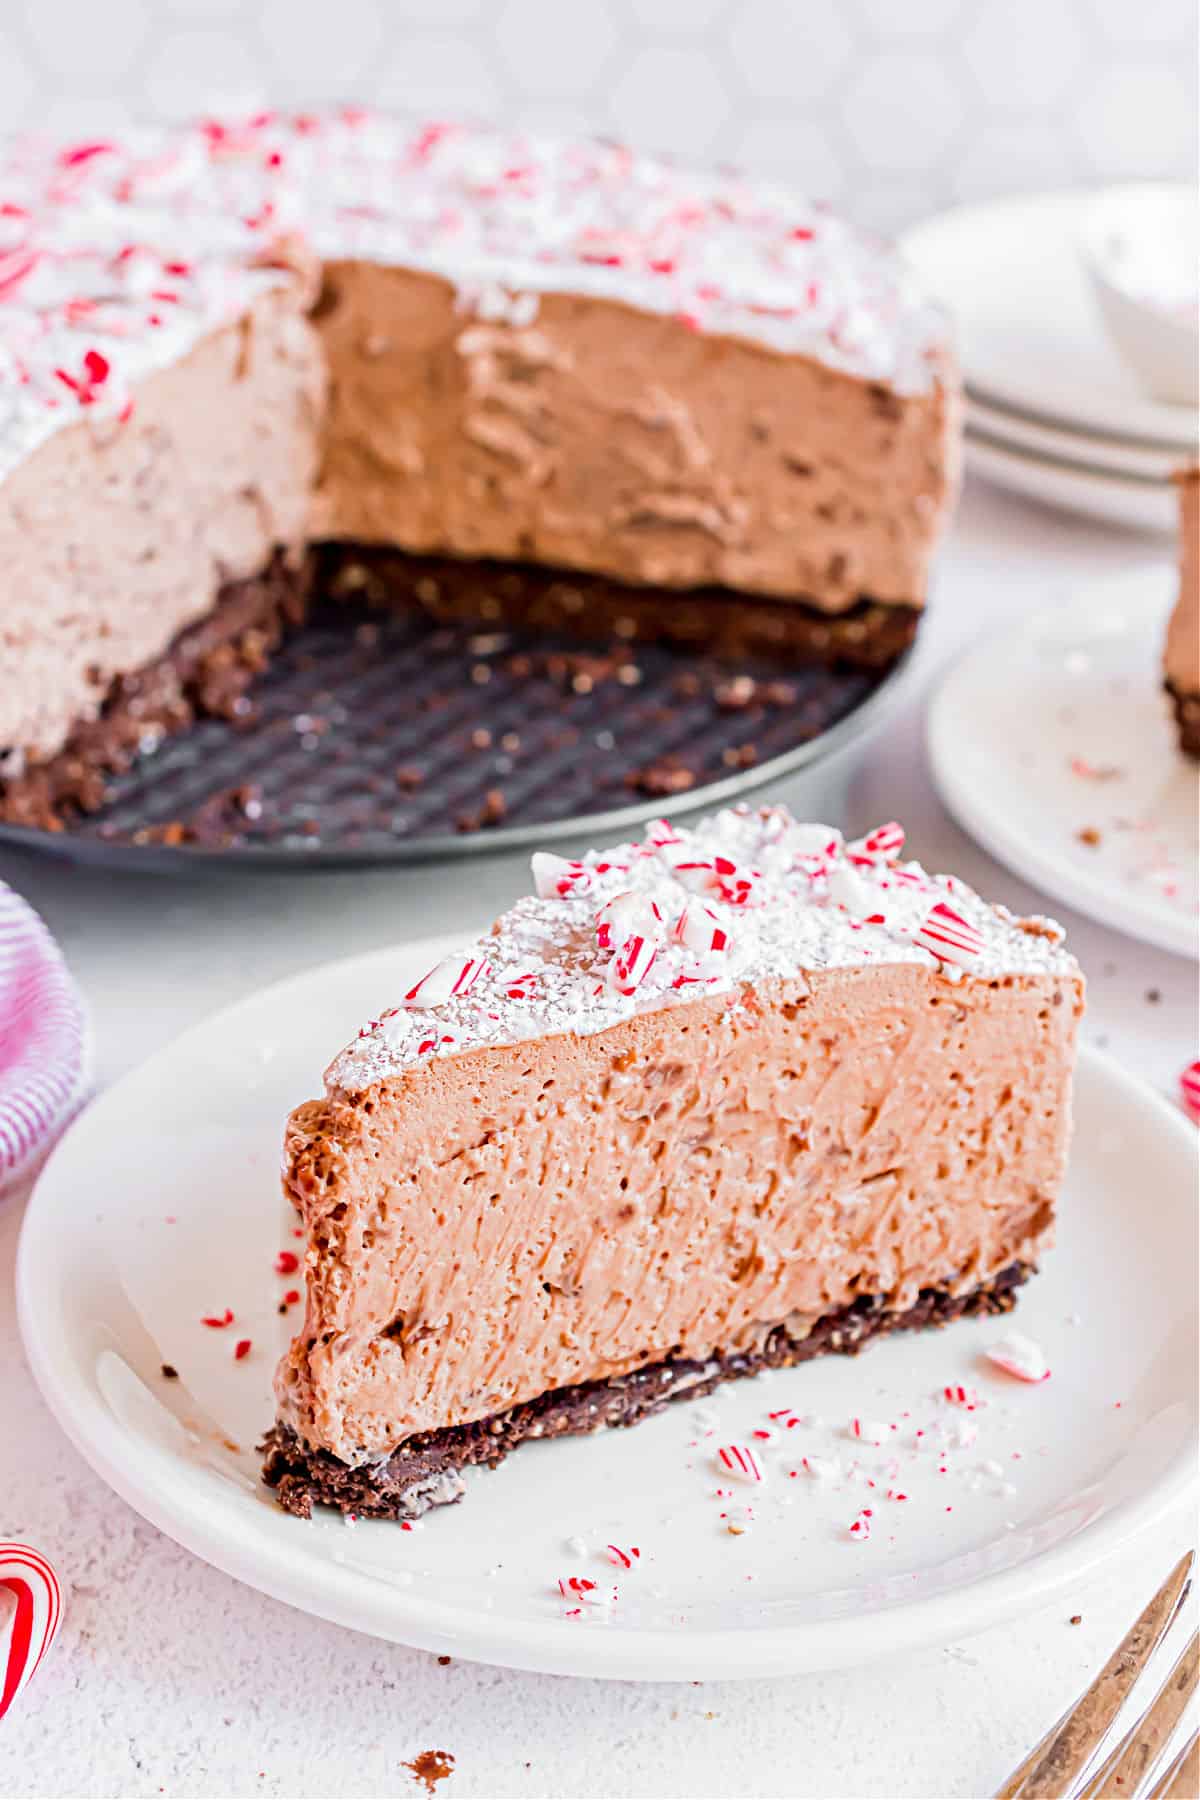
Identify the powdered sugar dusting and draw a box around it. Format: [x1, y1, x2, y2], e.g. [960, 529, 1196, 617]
[328, 804, 1077, 1092]
[0, 110, 950, 488]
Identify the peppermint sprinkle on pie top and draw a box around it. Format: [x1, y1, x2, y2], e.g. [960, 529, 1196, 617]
[0, 110, 949, 487]
[329, 805, 1076, 1090]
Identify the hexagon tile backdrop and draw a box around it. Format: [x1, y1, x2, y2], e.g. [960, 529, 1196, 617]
[0, 0, 1196, 233]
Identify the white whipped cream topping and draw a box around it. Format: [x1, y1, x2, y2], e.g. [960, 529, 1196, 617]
[328, 805, 1076, 1092]
[0, 110, 951, 488]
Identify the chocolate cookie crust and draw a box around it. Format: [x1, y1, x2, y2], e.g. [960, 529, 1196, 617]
[260, 1262, 1030, 1521]
[0, 545, 916, 833]
[315, 544, 920, 672]
[0, 551, 311, 832]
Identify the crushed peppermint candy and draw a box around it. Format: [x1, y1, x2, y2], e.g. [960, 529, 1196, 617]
[985, 1333, 1051, 1383]
[826, 860, 876, 921]
[402, 954, 490, 1008]
[328, 806, 1077, 1090]
[606, 930, 658, 996]
[531, 853, 592, 900]
[716, 1443, 766, 1484]
[847, 821, 905, 866]
[1179, 1060, 1200, 1121]
[786, 822, 842, 877]
[605, 1544, 641, 1570]
[848, 1417, 891, 1446]
[847, 1509, 872, 1541]
[799, 1453, 840, 1481]
[595, 891, 662, 953]
[913, 901, 985, 967]
[672, 901, 730, 958]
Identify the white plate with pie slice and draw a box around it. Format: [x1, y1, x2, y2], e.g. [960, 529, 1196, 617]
[929, 571, 1199, 961]
[16, 932, 1198, 1680]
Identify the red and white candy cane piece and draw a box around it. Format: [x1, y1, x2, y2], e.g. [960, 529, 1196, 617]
[531, 851, 591, 900]
[402, 954, 490, 1008]
[672, 902, 730, 957]
[848, 1510, 872, 1541]
[595, 891, 662, 952]
[606, 932, 658, 996]
[985, 1332, 1050, 1383]
[1179, 1059, 1200, 1122]
[605, 1544, 640, 1570]
[825, 859, 875, 920]
[848, 1416, 889, 1446]
[657, 841, 718, 893]
[942, 1384, 978, 1410]
[800, 1452, 839, 1480]
[715, 1443, 766, 1484]
[643, 818, 680, 849]
[913, 901, 984, 967]
[0, 1543, 63, 1722]
[711, 855, 764, 908]
[787, 821, 842, 876]
[846, 821, 905, 866]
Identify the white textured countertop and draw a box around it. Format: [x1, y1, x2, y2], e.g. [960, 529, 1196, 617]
[0, 477, 1195, 1800]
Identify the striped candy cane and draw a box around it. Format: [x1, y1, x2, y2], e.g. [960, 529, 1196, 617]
[913, 901, 984, 967]
[401, 954, 489, 1007]
[846, 821, 905, 866]
[0, 1542, 63, 1721]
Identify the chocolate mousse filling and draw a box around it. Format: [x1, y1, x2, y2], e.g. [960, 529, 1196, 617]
[0, 546, 916, 833]
[260, 1262, 1030, 1520]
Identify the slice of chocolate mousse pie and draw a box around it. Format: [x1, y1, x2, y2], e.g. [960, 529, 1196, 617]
[262, 805, 1083, 1520]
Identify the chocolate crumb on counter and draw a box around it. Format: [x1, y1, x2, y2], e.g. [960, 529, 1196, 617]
[402, 1750, 455, 1795]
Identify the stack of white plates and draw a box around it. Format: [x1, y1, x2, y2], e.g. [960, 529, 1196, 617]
[901, 192, 1198, 535]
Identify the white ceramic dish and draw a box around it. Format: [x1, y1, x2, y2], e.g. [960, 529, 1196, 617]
[18, 935, 1199, 1680]
[966, 394, 1183, 485]
[901, 193, 1199, 454]
[1080, 184, 1199, 408]
[929, 570, 1198, 960]
[963, 429, 1177, 536]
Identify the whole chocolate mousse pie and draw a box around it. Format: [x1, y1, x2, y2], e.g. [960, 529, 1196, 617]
[262, 805, 1083, 1521]
[0, 113, 959, 827]
[1165, 468, 1199, 758]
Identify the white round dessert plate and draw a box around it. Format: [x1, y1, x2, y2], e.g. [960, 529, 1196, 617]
[17, 933, 1198, 1680]
[966, 394, 1183, 485]
[962, 429, 1177, 536]
[901, 193, 1199, 454]
[929, 570, 1199, 960]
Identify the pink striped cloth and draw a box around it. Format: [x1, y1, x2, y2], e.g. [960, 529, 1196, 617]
[0, 881, 90, 1198]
